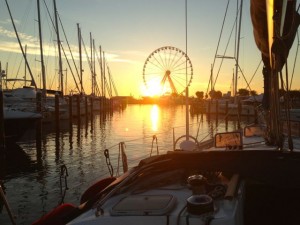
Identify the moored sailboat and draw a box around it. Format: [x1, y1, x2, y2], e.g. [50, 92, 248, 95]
[31, 1, 300, 225]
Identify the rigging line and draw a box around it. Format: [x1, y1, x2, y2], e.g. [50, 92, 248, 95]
[5, 0, 37, 89]
[103, 63, 113, 97]
[81, 37, 94, 77]
[248, 60, 262, 87]
[289, 30, 299, 90]
[3, 0, 31, 68]
[206, 0, 230, 95]
[213, 7, 239, 90]
[106, 64, 118, 96]
[57, 14, 81, 89]
[211, 0, 231, 71]
[42, 0, 81, 93]
[280, 68, 293, 150]
[95, 46, 104, 96]
[92, 41, 101, 96]
[236, 63, 260, 102]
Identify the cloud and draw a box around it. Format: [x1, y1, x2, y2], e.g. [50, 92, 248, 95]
[105, 50, 144, 64]
[0, 26, 36, 43]
[0, 18, 20, 25]
[0, 25, 138, 65]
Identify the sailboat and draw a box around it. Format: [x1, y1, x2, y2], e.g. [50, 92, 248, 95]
[31, 1, 300, 225]
[3, 0, 70, 123]
[204, 0, 258, 117]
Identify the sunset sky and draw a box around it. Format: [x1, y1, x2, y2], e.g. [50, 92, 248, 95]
[0, 0, 299, 98]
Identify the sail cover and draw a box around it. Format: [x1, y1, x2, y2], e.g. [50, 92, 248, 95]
[250, 0, 300, 70]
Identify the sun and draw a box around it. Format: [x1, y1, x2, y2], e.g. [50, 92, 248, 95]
[141, 80, 163, 97]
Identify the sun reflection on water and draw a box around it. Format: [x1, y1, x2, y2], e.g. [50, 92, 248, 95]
[150, 105, 159, 132]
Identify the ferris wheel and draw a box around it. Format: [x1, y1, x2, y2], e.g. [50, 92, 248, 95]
[143, 46, 193, 95]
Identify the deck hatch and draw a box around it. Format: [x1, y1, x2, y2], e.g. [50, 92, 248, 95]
[111, 194, 176, 216]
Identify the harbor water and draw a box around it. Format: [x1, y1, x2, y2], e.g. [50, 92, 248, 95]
[0, 104, 255, 225]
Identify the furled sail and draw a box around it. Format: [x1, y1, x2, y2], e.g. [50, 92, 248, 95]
[250, 0, 300, 148]
[251, 0, 300, 71]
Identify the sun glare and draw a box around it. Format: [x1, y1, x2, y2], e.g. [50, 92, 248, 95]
[141, 80, 162, 97]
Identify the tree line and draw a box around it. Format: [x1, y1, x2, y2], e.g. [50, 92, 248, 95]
[195, 89, 300, 100]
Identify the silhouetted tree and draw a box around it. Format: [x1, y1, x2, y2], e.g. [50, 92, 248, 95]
[209, 90, 223, 99]
[250, 90, 257, 96]
[238, 88, 250, 96]
[195, 91, 204, 100]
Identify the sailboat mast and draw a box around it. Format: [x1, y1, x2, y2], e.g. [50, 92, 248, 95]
[93, 39, 96, 95]
[103, 51, 106, 98]
[53, 0, 63, 96]
[77, 23, 83, 94]
[37, 0, 46, 98]
[90, 32, 94, 96]
[5, 0, 37, 90]
[99, 46, 104, 97]
[24, 45, 27, 87]
[185, 0, 189, 140]
[234, 0, 243, 100]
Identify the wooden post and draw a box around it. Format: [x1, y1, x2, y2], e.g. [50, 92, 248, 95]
[77, 95, 81, 124]
[85, 96, 88, 123]
[225, 101, 229, 130]
[36, 91, 42, 153]
[0, 88, 5, 154]
[68, 95, 73, 127]
[207, 100, 211, 116]
[254, 103, 258, 124]
[55, 93, 60, 133]
[238, 99, 241, 128]
[90, 97, 94, 121]
[216, 100, 219, 122]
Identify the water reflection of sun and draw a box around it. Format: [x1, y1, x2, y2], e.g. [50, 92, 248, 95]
[150, 105, 159, 132]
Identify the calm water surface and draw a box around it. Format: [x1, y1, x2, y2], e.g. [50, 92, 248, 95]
[0, 104, 255, 224]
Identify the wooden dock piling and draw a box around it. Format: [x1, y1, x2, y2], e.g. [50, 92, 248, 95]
[0, 88, 5, 154]
[36, 91, 42, 152]
[77, 95, 81, 124]
[55, 93, 60, 133]
[69, 95, 73, 128]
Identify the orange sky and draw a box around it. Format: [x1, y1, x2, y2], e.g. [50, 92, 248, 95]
[0, 0, 299, 98]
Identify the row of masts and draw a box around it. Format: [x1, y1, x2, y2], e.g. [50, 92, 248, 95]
[4, 0, 117, 100]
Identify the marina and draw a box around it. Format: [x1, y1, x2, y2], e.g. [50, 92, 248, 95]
[0, 104, 253, 225]
[1, 0, 300, 225]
